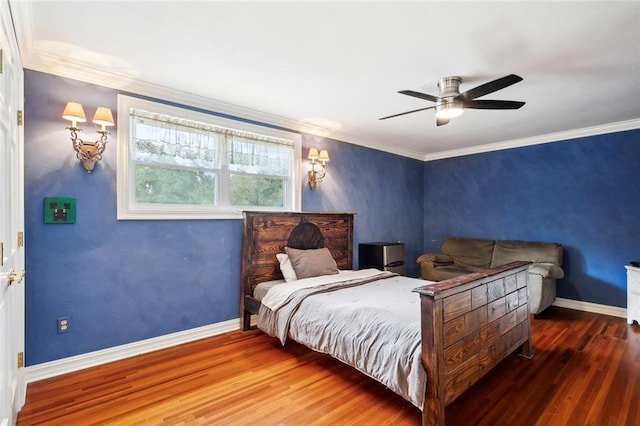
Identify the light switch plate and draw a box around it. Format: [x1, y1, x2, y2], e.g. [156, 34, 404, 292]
[44, 197, 76, 224]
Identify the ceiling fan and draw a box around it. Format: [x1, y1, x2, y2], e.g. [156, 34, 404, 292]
[379, 74, 525, 126]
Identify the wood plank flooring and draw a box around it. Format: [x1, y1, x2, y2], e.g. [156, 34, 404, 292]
[17, 307, 640, 425]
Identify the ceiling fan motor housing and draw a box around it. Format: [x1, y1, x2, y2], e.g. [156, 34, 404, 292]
[435, 76, 463, 118]
[437, 76, 462, 97]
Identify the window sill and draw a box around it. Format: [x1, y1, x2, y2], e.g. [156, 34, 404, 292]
[117, 205, 296, 220]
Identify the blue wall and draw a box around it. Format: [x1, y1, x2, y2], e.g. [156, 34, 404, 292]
[302, 133, 424, 272]
[423, 130, 640, 308]
[24, 70, 424, 365]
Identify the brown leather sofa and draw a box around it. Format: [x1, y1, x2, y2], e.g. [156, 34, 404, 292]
[417, 236, 564, 314]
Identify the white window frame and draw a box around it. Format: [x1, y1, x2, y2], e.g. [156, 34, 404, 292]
[117, 95, 302, 220]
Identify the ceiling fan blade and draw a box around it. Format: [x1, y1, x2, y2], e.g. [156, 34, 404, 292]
[462, 100, 526, 110]
[398, 90, 439, 103]
[436, 117, 450, 127]
[457, 74, 523, 101]
[379, 105, 436, 120]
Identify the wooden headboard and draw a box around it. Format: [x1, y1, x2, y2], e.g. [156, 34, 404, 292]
[240, 211, 355, 330]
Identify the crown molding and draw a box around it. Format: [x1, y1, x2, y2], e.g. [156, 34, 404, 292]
[20, 46, 640, 164]
[423, 119, 640, 162]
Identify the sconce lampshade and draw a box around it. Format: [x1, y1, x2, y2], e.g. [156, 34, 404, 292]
[308, 148, 319, 160]
[62, 102, 87, 126]
[92, 107, 115, 128]
[318, 149, 330, 163]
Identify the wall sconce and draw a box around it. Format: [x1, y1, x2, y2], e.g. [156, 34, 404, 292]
[307, 147, 329, 190]
[62, 101, 114, 173]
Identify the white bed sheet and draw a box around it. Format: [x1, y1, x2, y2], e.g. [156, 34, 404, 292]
[260, 268, 384, 310]
[258, 272, 434, 409]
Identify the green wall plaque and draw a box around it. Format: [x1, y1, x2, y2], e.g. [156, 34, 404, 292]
[44, 197, 76, 224]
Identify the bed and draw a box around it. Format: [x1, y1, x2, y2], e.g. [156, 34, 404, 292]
[240, 211, 532, 425]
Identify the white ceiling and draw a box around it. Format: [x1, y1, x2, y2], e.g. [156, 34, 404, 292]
[10, 1, 640, 160]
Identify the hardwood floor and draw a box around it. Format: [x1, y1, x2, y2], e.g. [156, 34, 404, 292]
[17, 307, 640, 425]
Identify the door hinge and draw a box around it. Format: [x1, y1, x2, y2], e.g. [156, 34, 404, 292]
[0, 242, 3, 266]
[0, 49, 3, 74]
[17, 110, 23, 126]
[18, 352, 24, 368]
[17, 231, 24, 248]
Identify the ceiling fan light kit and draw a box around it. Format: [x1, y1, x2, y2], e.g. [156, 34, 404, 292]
[380, 74, 525, 126]
[434, 100, 464, 119]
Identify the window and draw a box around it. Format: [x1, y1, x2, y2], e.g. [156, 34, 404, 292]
[117, 95, 301, 219]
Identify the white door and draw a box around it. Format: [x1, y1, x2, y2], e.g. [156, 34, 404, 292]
[0, 1, 26, 424]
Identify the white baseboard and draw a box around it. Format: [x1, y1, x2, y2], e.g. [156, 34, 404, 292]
[24, 318, 241, 383]
[553, 297, 627, 318]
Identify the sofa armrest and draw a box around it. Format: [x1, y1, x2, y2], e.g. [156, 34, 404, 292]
[417, 253, 454, 266]
[416, 253, 454, 280]
[528, 262, 564, 279]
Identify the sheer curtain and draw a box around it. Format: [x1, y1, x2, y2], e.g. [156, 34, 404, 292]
[229, 133, 294, 176]
[131, 108, 294, 175]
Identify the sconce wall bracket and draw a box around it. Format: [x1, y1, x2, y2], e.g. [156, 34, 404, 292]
[307, 164, 326, 190]
[307, 147, 329, 190]
[68, 126, 109, 173]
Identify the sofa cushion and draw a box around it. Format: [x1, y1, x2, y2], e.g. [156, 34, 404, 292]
[491, 240, 563, 268]
[441, 237, 495, 269]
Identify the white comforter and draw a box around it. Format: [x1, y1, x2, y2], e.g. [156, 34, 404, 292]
[257, 270, 429, 409]
[260, 269, 389, 310]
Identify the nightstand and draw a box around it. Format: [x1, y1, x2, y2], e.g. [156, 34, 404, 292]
[626, 265, 640, 325]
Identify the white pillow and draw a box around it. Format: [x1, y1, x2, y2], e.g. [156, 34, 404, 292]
[276, 253, 298, 282]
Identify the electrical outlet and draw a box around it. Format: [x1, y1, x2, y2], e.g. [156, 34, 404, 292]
[57, 317, 69, 333]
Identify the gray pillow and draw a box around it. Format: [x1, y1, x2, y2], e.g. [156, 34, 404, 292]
[284, 247, 339, 279]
